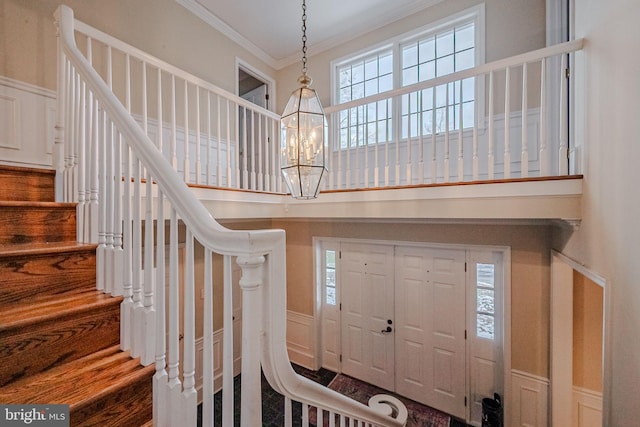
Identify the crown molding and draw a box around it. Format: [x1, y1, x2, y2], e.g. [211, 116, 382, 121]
[175, 0, 279, 69]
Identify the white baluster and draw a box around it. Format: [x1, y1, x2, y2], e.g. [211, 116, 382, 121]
[96, 105, 106, 292]
[217, 96, 222, 187]
[504, 67, 511, 178]
[105, 47, 115, 294]
[157, 67, 164, 154]
[121, 133, 133, 351]
[196, 87, 202, 184]
[406, 94, 412, 185]
[473, 77, 479, 180]
[418, 91, 425, 184]
[226, 100, 232, 188]
[521, 62, 529, 178]
[395, 100, 400, 185]
[559, 54, 568, 175]
[206, 91, 212, 186]
[302, 403, 309, 426]
[431, 88, 437, 183]
[458, 80, 464, 182]
[142, 161, 155, 366]
[182, 230, 197, 426]
[112, 130, 123, 297]
[374, 102, 380, 187]
[84, 42, 93, 233]
[488, 71, 495, 179]
[202, 248, 214, 427]
[257, 113, 263, 191]
[222, 255, 234, 427]
[77, 75, 86, 242]
[250, 111, 257, 190]
[284, 397, 292, 427]
[54, 16, 66, 202]
[355, 108, 360, 187]
[171, 76, 178, 170]
[346, 110, 351, 188]
[131, 153, 143, 358]
[539, 57, 548, 176]
[444, 83, 450, 182]
[168, 208, 182, 427]
[184, 80, 190, 182]
[153, 190, 167, 425]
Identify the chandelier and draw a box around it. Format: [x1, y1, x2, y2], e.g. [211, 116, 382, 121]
[280, 0, 327, 199]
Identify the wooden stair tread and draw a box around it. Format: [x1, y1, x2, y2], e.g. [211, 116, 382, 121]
[0, 200, 76, 208]
[0, 241, 96, 257]
[0, 291, 122, 331]
[0, 344, 154, 408]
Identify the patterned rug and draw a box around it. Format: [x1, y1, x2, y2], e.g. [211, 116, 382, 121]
[312, 374, 451, 427]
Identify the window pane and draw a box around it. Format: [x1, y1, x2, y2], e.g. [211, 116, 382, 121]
[455, 48, 475, 71]
[379, 74, 393, 92]
[477, 288, 495, 314]
[419, 60, 436, 82]
[339, 68, 352, 88]
[352, 62, 364, 84]
[437, 54, 454, 76]
[352, 82, 364, 100]
[365, 58, 378, 80]
[436, 30, 454, 57]
[379, 53, 393, 75]
[365, 79, 378, 97]
[463, 101, 475, 128]
[403, 66, 418, 86]
[455, 23, 475, 51]
[477, 263, 495, 288]
[462, 77, 475, 102]
[403, 43, 418, 68]
[325, 250, 335, 268]
[477, 314, 494, 339]
[326, 286, 336, 305]
[419, 37, 436, 62]
[339, 87, 351, 104]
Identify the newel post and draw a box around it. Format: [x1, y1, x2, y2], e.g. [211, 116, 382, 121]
[53, 6, 68, 202]
[237, 255, 266, 427]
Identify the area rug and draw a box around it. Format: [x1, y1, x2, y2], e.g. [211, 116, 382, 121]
[310, 374, 451, 427]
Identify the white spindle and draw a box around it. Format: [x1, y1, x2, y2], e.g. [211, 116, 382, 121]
[458, 80, 464, 182]
[337, 116, 343, 189]
[431, 88, 437, 183]
[84, 41, 93, 232]
[355, 108, 361, 187]
[168, 208, 182, 427]
[77, 74, 86, 242]
[97, 104, 106, 292]
[559, 54, 568, 175]
[251, 111, 257, 190]
[121, 129, 133, 351]
[54, 22, 66, 202]
[302, 403, 309, 426]
[395, 100, 400, 185]
[206, 91, 212, 186]
[183, 230, 197, 426]
[257, 113, 263, 191]
[521, 62, 529, 178]
[488, 71, 495, 179]
[539, 57, 548, 176]
[171, 76, 178, 170]
[153, 189, 167, 427]
[202, 248, 214, 427]
[216, 95, 222, 187]
[64, 65, 73, 202]
[284, 397, 292, 427]
[184, 80, 190, 182]
[242, 107, 248, 189]
[157, 68, 164, 153]
[444, 83, 450, 182]
[374, 102, 380, 186]
[406, 95, 412, 185]
[504, 67, 511, 178]
[142, 154, 155, 366]
[346, 110, 352, 188]
[131, 153, 143, 358]
[473, 77, 479, 180]
[418, 91, 425, 184]
[196, 87, 202, 184]
[226, 100, 232, 188]
[222, 255, 234, 427]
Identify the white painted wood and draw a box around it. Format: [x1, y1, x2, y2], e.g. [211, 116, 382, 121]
[559, 54, 568, 175]
[504, 67, 511, 178]
[572, 387, 603, 427]
[551, 252, 574, 427]
[540, 57, 548, 176]
[488, 71, 495, 179]
[511, 370, 549, 427]
[287, 310, 316, 369]
[340, 243, 395, 391]
[521, 63, 529, 177]
[202, 248, 214, 427]
[222, 255, 234, 427]
[395, 246, 466, 419]
[182, 230, 198, 426]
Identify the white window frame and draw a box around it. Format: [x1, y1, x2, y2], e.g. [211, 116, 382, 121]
[330, 4, 486, 151]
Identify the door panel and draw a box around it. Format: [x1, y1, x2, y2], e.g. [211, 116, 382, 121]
[341, 243, 395, 391]
[395, 246, 466, 419]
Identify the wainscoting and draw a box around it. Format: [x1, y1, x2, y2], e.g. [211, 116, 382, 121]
[0, 77, 55, 168]
[572, 387, 603, 427]
[286, 310, 316, 370]
[510, 370, 549, 427]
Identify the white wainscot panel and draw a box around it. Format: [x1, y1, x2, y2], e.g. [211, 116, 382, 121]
[0, 77, 55, 167]
[511, 370, 549, 427]
[572, 387, 603, 427]
[287, 310, 315, 370]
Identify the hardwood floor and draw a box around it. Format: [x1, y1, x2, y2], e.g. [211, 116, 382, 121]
[0, 166, 153, 426]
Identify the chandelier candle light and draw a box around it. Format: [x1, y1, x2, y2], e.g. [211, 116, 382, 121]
[281, 0, 327, 199]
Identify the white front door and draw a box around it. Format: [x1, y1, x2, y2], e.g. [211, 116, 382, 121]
[395, 246, 467, 419]
[340, 243, 395, 391]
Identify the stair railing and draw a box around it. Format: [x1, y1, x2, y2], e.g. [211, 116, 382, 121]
[54, 5, 407, 427]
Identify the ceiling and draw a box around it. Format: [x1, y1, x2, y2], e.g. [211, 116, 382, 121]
[176, 0, 444, 69]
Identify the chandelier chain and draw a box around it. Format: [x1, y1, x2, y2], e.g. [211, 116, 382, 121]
[301, 0, 308, 75]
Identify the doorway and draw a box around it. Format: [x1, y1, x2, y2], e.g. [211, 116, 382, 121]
[318, 239, 509, 426]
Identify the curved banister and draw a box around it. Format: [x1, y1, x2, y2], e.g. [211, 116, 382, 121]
[55, 5, 407, 426]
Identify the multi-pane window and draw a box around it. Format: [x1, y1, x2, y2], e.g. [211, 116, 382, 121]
[325, 250, 337, 305]
[333, 7, 481, 149]
[476, 263, 495, 339]
[401, 22, 476, 138]
[337, 51, 393, 149]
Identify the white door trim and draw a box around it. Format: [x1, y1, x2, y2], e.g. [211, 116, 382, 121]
[314, 237, 511, 424]
[550, 250, 609, 427]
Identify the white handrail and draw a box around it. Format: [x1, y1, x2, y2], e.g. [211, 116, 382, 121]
[55, 5, 407, 426]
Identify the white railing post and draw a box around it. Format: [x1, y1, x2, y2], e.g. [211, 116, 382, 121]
[53, 10, 66, 202]
[237, 255, 266, 427]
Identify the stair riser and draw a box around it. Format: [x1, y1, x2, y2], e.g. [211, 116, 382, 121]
[0, 302, 121, 387]
[0, 205, 76, 244]
[0, 167, 55, 202]
[0, 250, 96, 308]
[72, 370, 153, 426]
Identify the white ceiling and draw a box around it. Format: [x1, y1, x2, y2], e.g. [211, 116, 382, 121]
[176, 0, 443, 69]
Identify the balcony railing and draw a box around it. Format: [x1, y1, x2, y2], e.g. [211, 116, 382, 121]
[323, 39, 583, 191]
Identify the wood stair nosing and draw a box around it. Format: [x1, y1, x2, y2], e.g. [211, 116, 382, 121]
[0, 241, 97, 257]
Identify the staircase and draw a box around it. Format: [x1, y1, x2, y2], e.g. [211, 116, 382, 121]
[0, 165, 154, 426]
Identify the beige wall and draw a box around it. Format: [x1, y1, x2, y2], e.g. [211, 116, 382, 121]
[0, 0, 277, 94]
[276, 0, 546, 113]
[551, 0, 640, 422]
[572, 271, 603, 392]
[273, 219, 552, 378]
